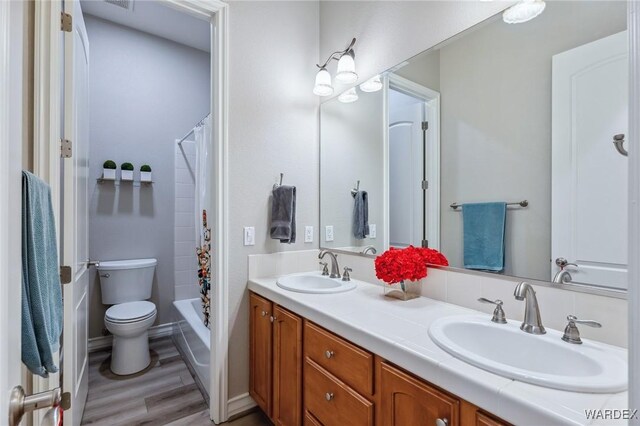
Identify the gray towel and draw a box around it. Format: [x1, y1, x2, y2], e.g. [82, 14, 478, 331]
[353, 190, 369, 240]
[22, 171, 63, 377]
[270, 185, 296, 244]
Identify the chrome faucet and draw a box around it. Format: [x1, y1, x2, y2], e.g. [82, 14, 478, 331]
[513, 282, 546, 335]
[318, 250, 340, 279]
[553, 258, 577, 284]
[361, 245, 377, 255]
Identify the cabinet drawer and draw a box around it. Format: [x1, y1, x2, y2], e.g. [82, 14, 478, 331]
[304, 321, 373, 396]
[304, 411, 323, 426]
[304, 358, 374, 426]
[477, 411, 510, 426]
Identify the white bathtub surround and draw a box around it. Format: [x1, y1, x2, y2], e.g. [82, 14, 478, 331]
[175, 141, 199, 302]
[173, 298, 210, 396]
[248, 277, 628, 426]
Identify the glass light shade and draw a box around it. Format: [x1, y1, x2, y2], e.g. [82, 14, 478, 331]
[503, 0, 546, 24]
[359, 75, 383, 93]
[336, 52, 358, 84]
[338, 87, 359, 103]
[313, 68, 333, 96]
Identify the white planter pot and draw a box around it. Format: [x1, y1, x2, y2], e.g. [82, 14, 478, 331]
[140, 171, 152, 182]
[103, 168, 116, 180]
[121, 170, 134, 181]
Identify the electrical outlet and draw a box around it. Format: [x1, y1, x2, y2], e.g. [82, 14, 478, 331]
[325, 225, 334, 242]
[243, 226, 255, 246]
[369, 224, 377, 239]
[304, 226, 314, 243]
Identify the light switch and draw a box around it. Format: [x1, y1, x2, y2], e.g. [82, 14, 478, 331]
[325, 225, 334, 242]
[243, 226, 255, 246]
[369, 224, 377, 239]
[304, 226, 314, 243]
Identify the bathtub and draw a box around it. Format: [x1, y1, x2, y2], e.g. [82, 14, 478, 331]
[173, 298, 210, 396]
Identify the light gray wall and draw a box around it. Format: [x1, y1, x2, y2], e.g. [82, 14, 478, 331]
[319, 1, 512, 96]
[226, 1, 320, 399]
[435, 1, 626, 280]
[86, 16, 210, 338]
[320, 90, 385, 253]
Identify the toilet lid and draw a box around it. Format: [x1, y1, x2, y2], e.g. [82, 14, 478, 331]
[106, 301, 156, 323]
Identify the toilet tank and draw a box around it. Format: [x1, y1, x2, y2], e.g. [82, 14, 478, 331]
[97, 258, 157, 305]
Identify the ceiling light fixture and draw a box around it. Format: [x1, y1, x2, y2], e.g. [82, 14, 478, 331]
[313, 38, 358, 96]
[338, 87, 359, 103]
[503, 0, 546, 24]
[359, 75, 382, 92]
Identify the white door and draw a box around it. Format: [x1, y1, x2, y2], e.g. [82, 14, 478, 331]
[552, 31, 628, 289]
[62, 0, 90, 424]
[389, 90, 424, 247]
[1, 0, 25, 423]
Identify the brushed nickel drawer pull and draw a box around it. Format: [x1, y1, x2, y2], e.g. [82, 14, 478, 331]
[435, 418, 449, 426]
[99, 273, 110, 278]
[261, 310, 267, 317]
[325, 392, 334, 401]
[325, 350, 334, 359]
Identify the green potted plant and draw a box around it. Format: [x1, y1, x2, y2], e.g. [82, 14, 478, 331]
[103, 160, 117, 180]
[140, 164, 152, 182]
[120, 162, 134, 181]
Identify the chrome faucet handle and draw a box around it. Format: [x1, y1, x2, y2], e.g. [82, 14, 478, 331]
[555, 257, 578, 270]
[342, 267, 352, 282]
[477, 298, 507, 324]
[319, 262, 329, 276]
[562, 315, 602, 344]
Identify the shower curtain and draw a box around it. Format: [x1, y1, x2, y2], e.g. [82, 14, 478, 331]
[194, 115, 212, 328]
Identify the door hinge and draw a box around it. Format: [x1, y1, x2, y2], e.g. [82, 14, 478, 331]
[61, 12, 72, 32]
[422, 180, 429, 190]
[422, 121, 429, 131]
[60, 266, 72, 285]
[60, 139, 72, 158]
[60, 392, 71, 410]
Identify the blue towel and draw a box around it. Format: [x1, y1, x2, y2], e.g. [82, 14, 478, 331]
[462, 202, 507, 272]
[22, 171, 63, 377]
[353, 190, 369, 240]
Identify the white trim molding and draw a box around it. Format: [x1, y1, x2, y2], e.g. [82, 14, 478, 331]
[87, 323, 176, 353]
[227, 393, 257, 419]
[628, 0, 640, 420]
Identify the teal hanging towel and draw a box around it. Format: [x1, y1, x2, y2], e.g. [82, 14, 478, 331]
[462, 202, 507, 272]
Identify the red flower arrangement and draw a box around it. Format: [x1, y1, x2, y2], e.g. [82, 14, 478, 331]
[374, 246, 449, 284]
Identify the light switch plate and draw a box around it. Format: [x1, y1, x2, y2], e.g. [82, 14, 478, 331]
[369, 224, 377, 238]
[325, 225, 334, 242]
[304, 226, 314, 243]
[243, 226, 255, 246]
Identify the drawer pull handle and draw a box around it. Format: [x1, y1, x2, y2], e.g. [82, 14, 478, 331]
[325, 350, 334, 359]
[435, 419, 448, 426]
[261, 310, 267, 317]
[325, 392, 334, 401]
[270, 316, 277, 323]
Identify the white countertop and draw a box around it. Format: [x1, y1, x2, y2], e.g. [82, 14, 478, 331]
[248, 275, 628, 426]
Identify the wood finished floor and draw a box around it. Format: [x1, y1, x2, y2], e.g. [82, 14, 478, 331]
[81, 337, 272, 426]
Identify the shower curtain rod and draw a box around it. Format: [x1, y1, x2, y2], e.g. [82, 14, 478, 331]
[177, 113, 210, 145]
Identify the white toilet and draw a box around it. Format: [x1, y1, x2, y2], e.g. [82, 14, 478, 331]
[98, 258, 158, 375]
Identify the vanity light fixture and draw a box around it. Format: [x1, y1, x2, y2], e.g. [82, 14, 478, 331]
[314, 38, 358, 96]
[338, 87, 359, 104]
[359, 75, 383, 93]
[503, 0, 546, 24]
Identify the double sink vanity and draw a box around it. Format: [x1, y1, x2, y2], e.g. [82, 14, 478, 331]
[248, 254, 628, 426]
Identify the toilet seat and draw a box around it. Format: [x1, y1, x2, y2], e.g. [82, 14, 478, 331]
[105, 301, 156, 324]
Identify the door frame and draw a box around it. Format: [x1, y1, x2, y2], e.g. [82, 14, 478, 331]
[31, 0, 230, 423]
[628, 0, 640, 417]
[388, 74, 441, 250]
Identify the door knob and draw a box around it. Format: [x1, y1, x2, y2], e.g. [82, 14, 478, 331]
[9, 386, 62, 426]
[555, 258, 577, 269]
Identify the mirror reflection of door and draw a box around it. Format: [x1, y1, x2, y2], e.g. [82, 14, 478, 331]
[552, 30, 628, 290]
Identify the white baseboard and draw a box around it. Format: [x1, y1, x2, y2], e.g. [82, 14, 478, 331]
[88, 322, 175, 353]
[227, 393, 257, 419]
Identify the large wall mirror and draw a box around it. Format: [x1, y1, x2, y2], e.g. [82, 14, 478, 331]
[319, 1, 628, 294]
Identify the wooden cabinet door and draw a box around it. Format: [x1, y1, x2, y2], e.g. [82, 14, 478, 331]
[273, 305, 303, 426]
[249, 293, 273, 417]
[379, 362, 459, 426]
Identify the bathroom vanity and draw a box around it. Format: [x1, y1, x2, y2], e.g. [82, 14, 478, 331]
[248, 274, 627, 426]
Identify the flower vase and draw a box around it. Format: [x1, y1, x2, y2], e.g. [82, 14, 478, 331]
[384, 280, 421, 301]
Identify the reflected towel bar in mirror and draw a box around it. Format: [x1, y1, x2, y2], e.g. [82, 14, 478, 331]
[450, 200, 529, 210]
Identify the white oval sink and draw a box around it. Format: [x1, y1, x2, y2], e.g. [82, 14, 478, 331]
[429, 315, 627, 393]
[277, 272, 356, 294]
